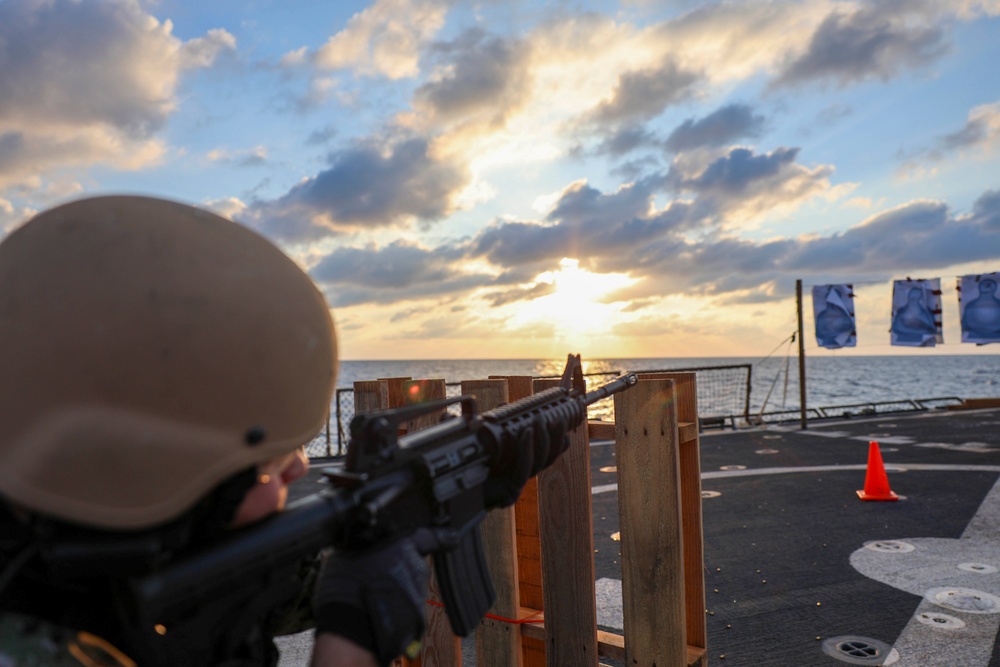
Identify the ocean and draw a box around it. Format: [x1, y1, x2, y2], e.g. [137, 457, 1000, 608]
[306, 354, 1000, 456]
[306, 352, 1000, 457]
[334, 354, 1000, 413]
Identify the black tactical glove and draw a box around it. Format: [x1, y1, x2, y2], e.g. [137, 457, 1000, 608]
[483, 413, 570, 509]
[313, 536, 430, 667]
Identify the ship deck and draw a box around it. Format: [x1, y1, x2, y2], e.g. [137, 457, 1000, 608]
[282, 404, 1000, 666]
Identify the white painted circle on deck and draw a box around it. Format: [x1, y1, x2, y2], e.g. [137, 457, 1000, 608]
[864, 540, 915, 553]
[958, 562, 998, 574]
[926, 587, 1000, 614]
[916, 611, 966, 629]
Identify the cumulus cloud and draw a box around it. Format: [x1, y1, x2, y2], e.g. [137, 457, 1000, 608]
[665, 104, 767, 153]
[591, 125, 661, 157]
[652, 1, 834, 82]
[309, 240, 494, 307]
[471, 178, 694, 269]
[470, 145, 839, 276]
[483, 282, 557, 307]
[897, 100, 1000, 176]
[0, 0, 233, 190]
[413, 28, 531, 128]
[594, 192, 1000, 305]
[587, 59, 701, 126]
[203, 196, 248, 221]
[935, 101, 1000, 156]
[665, 147, 837, 225]
[280, 154, 1000, 310]
[313, 0, 448, 79]
[529, 4, 823, 152]
[471, 177, 1000, 308]
[242, 137, 470, 242]
[179, 27, 237, 69]
[0, 197, 35, 237]
[772, 4, 949, 88]
[966, 188, 1000, 230]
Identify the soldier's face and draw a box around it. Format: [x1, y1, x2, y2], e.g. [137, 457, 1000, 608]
[229, 448, 309, 527]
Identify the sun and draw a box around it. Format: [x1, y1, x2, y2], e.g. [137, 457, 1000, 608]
[509, 258, 636, 343]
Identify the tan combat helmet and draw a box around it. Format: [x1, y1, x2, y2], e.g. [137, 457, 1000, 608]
[0, 196, 337, 529]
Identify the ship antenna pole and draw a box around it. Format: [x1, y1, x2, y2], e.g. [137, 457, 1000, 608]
[796, 279, 808, 430]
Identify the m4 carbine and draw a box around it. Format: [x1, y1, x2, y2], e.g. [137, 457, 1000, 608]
[130, 354, 637, 663]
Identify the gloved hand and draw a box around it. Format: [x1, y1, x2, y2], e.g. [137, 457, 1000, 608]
[313, 536, 430, 667]
[483, 414, 570, 509]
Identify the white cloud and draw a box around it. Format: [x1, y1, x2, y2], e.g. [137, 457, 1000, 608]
[179, 27, 237, 69]
[944, 101, 1000, 155]
[0, 0, 232, 193]
[0, 197, 35, 237]
[314, 0, 448, 79]
[204, 196, 248, 221]
[898, 99, 1000, 177]
[206, 145, 269, 167]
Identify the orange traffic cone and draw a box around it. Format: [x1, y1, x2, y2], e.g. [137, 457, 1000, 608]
[857, 441, 899, 501]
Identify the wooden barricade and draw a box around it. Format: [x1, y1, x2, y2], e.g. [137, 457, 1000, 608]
[354, 376, 458, 667]
[352, 371, 706, 667]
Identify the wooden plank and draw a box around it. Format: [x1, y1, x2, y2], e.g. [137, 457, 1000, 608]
[588, 420, 616, 440]
[491, 375, 546, 667]
[466, 379, 523, 667]
[596, 630, 624, 661]
[638, 373, 706, 652]
[403, 379, 447, 432]
[679, 421, 699, 445]
[514, 478, 545, 666]
[533, 377, 599, 666]
[391, 378, 458, 667]
[952, 397, 1000, 409]
[381, 378, 451, 667]
[378, 376, 412, 410]
[521, 622, 705, 666]
[614, 378, 686, 666]
[356, 380, 406, 667]
[353, 379, 388, 414]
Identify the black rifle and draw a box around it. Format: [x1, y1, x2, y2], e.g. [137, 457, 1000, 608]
[127, 354, 637, 664]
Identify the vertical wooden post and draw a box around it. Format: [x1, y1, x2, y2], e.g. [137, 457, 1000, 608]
[353, 380, 389, 414]
[796, 278, 808, 430]
[639, 372, 706, 655]
[388, 378, 460, 667]
[492, 376, 546, 667]
[378, 379, 455, 667]
[614, 378, 686, 666]
[533, 377, 599, 666]
[467, 379, 523, 667]
[403, 379, 447, 432]
[379, 376, 412, 418]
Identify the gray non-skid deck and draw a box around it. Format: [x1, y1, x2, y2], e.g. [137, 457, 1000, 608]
[283, 405, 1000, 666]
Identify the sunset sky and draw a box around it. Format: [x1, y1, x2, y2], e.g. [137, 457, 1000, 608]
[2, 0, 1000, 360]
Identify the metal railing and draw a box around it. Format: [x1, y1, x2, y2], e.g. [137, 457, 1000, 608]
[308, 364, 753, 458]
[305, 368, 969, 457]
[747, 396, 964, 426]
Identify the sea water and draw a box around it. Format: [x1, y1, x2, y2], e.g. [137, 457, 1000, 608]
[335, 354, 1000, 414]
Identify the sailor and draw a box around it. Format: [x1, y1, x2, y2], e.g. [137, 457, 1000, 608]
[0, 196, 428, 667]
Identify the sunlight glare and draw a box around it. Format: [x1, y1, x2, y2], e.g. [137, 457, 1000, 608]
[509, 259, 636, 344]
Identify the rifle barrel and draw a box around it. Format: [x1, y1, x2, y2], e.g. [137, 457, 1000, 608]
[584, 372, 638, 405]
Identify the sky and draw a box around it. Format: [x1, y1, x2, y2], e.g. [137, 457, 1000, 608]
[2, 0, 1000, 361]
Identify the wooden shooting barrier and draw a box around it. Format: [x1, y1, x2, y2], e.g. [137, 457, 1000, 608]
[352, 371, 707, 667]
